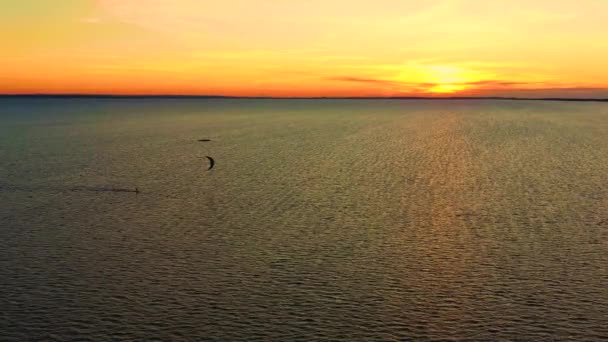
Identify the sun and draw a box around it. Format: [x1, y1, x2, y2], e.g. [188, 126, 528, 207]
[424, 65, 469, 93]
[429, 84, 467, 93]
[395, 63, 493, 95]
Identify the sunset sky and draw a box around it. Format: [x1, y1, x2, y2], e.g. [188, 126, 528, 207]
[2, 0, 608, 97]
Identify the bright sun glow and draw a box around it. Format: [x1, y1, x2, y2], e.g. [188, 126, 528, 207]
[425, 66, 469, 93]
[430, 84, 466, 93]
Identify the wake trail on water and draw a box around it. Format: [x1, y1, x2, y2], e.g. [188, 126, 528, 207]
[0, 183, 140, 194]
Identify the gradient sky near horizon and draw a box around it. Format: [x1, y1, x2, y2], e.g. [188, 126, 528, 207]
[2, 0, 608, 97]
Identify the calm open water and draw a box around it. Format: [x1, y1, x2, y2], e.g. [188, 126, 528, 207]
[1, 98, 607, 340]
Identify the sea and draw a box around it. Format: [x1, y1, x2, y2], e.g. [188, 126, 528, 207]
[1, 97, 607, 340]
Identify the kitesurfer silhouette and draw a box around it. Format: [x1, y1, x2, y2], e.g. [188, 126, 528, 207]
[206, 156, 215, 170]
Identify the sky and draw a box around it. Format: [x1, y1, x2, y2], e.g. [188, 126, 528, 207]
[2, 0, 608, 97]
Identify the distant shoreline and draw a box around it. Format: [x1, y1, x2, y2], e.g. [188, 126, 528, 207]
[1, 94, 607, 102]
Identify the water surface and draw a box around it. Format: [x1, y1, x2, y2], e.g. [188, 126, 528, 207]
[1, 98, 607, 340]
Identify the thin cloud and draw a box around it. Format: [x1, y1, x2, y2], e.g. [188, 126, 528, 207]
[324, 76, 606, 98]
[328, 76, 540, 88]
[327, 76, 398, 85]
[466, 80, 536, 86]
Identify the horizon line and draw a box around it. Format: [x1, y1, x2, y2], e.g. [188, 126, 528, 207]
[1, 94, 608, 102]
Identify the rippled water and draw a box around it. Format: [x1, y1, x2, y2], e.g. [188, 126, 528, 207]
[1, 98, 607, 340]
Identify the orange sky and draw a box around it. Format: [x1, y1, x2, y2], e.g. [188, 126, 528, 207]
[2, 0, 608, 97]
